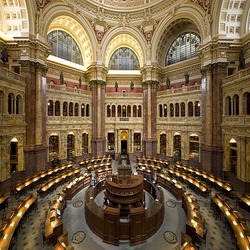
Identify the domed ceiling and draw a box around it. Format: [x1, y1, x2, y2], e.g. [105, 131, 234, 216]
[68, 0, 184, 24]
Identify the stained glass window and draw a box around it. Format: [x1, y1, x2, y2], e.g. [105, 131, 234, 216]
[165, 32, 201, 65]
[109, 47, 140, 70]
[48, 30, 83, 65]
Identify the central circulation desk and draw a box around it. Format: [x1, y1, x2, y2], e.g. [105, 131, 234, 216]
[0, 193, 37, 250]
[211, 193, 250, 250]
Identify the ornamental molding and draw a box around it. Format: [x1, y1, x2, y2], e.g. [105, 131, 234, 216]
[67, 0, 183, 23]
[190, 0, 212, 14]
[36, 0, 53, 10]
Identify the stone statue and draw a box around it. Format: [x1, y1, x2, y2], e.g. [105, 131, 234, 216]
[1, 48, 9, 64]
[130, 81, 134, 91]
[79, 76, 82, 88]
[239, 50, 245, 70]
[60, 72, 64, 84]
[166, 77, 170, 89]
[115, 81, 118, 92]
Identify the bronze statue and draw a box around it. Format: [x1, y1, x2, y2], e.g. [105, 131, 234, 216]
[130, 81, 134, 91]
[166, 77, 170, 89]
[115, 81, 118, 92]
[184, 72, 189, 85]
[60, 71, 64, 84]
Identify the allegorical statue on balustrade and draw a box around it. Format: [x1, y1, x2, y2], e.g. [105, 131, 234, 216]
[130, 81, 134, 91]
[60, 71, 64, 84]
[115, 81, 118, 92]
[166, 77, 170, 89]
[184, 72, 189, 85]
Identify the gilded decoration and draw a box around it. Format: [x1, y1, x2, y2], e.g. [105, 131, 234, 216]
[191, 0, 212, 13]
[36, 0, 53, 9]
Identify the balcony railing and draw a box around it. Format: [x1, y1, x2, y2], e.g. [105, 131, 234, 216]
[222, 68, 250, 85]
[157, 84, 201, 96]
[47, 83, 91, 96]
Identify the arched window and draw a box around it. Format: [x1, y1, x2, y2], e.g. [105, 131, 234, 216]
[69, 102, 73, 116]
[81, 104, 85, 117]
[225, 96, 231, 115]
[107, 105, 111, 117]
[127, 105, 131, 117]
[63, 102, 68, 116]
[170, 103, 174, 117]
[10, 137, 18, 174]
[86, 104, 90, 117]
[49, 135, 59, 162]
[232, 94, 239, 115]
[82, 133, 88, 154]
[173, 133, 181, 162]
[138, 105, 142, 117]
[47, 30, 83, 65]
[229, 138, 237, 174]
[160, 133, 166, 155]
[8, 93, 15, 114]
[16, 95, 22, 114]
[181, 102, 185, 117]
[166, 32, 201, 65]
[74, 103, 79, 116]
[243, 92, 250, 115]
[112, 105, 116, 117]
[159, 104, 163, 117]
[133, 105, 137, 117]
[163, 104, 167, 117]
[175, 103, 179, 117]
[189, 134, 199, 162]
[122, 105, 126, 117]
[188, 102, 193, 117]
[109, 47, 140, 70]
[48, 100, 53, 116]
[55, 101, 60, 116]
[67, 133, 75, 161]
[195, 101, 200, 116]
[118, 105, 122, 117]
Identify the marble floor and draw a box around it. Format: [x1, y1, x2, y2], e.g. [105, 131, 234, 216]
[1, 160, 249, 250]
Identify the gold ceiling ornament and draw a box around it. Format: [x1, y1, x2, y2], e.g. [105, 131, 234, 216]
[191, 0, 212, 13]
[36, 0, 53, 9]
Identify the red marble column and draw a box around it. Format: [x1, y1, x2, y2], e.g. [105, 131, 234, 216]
[20, 61, 47, 174]
[142, 80, 158, 157]
[200, 62, 228, 177]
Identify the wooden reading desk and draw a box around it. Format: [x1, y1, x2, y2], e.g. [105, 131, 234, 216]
[211, 193, 250, 250]
[0, 193, 37, 250]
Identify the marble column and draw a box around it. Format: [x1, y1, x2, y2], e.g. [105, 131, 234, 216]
[21, 61, 47, 174]
[200, 62, 228, 176]
[142, 80, 158, 157]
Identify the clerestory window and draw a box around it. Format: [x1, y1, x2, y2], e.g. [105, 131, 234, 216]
[165, 32, 201, 65]
[48, 30, 83, 65]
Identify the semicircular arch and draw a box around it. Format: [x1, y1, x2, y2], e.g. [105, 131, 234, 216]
[102, 27, 147, 68]
[41, 6, 95, 67]
[152, 6, 204, 66]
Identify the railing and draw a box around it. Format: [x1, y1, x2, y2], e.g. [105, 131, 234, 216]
[222, 68, 250, 84]
[157, 84, 201, 96]
[0, 67, 25, 82]
[106, 92, 143, 98]
[47, 83, 91, 96]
